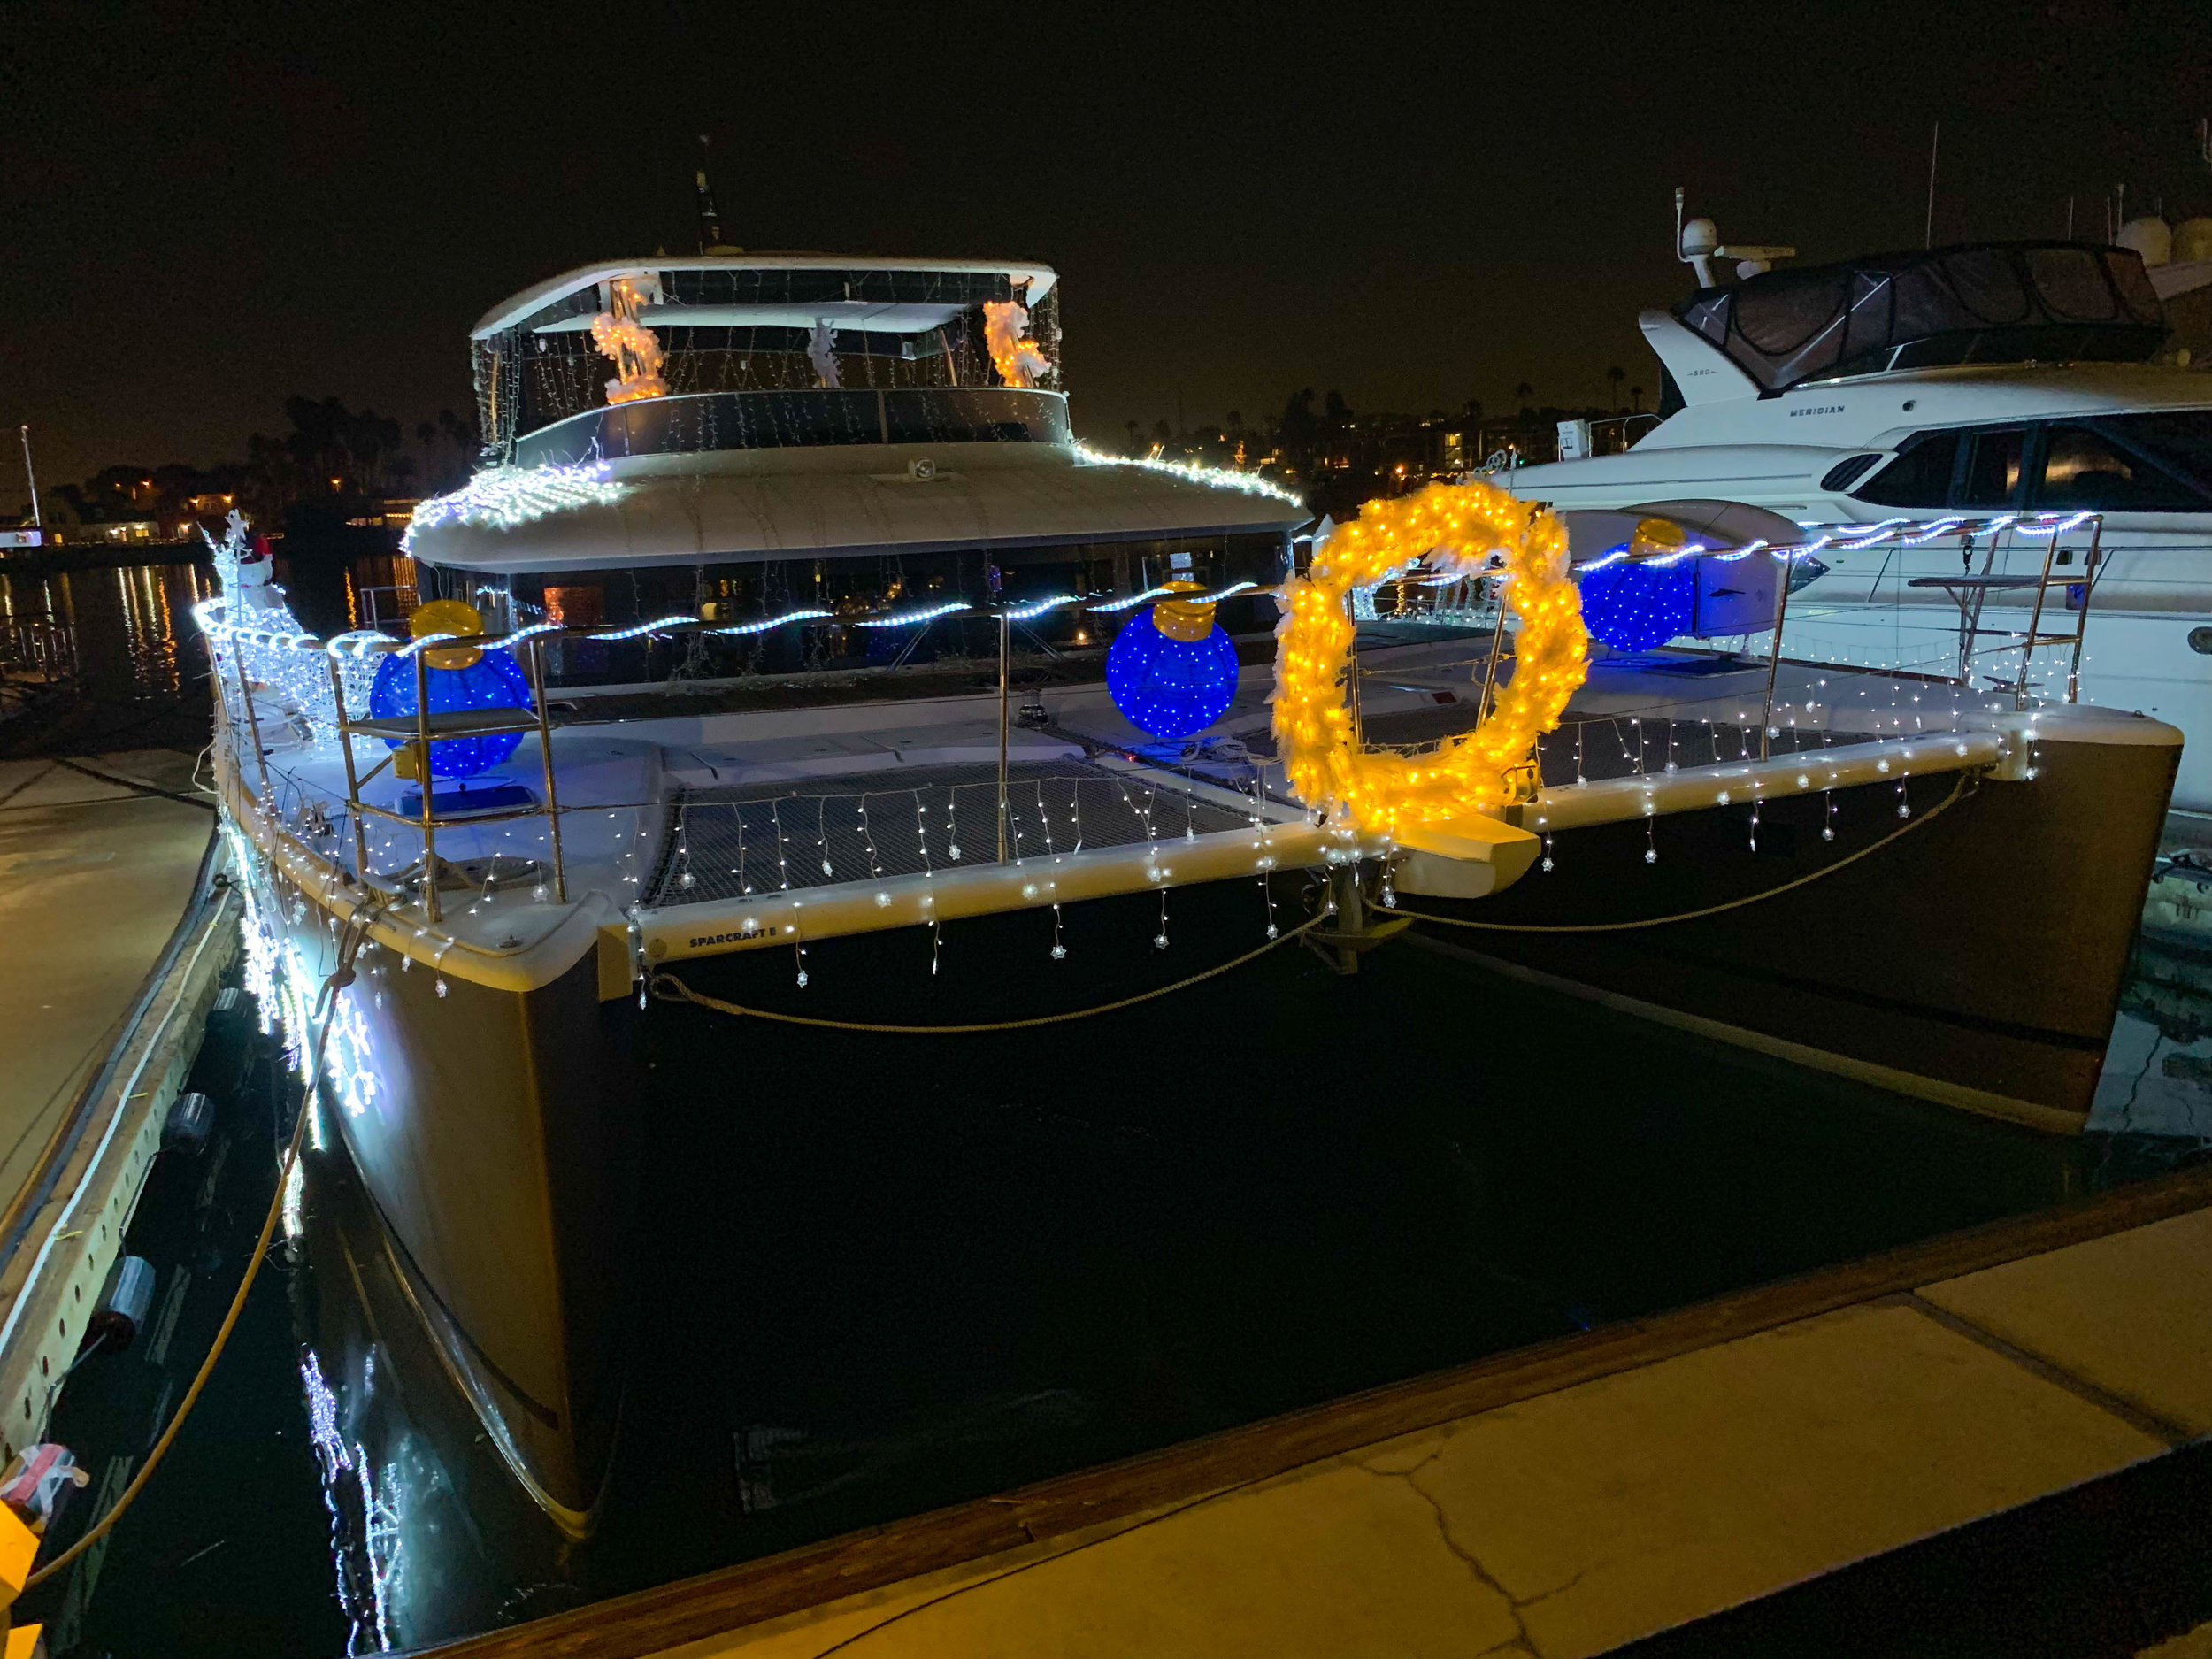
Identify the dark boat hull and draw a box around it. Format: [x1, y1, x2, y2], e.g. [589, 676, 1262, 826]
[1394, 724, 2177, 1130]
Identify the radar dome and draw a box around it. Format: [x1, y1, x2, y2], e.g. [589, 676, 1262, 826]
[2117, 216, 2172, 266]
[1679, 217, 1719, 258]
[2174, 218, 2212, 265]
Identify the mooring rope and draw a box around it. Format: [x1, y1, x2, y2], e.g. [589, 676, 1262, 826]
[1385, 772, 1972, 935]
[651, 910, 1330, 1034]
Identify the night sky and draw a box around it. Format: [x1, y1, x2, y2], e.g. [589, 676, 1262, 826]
[4, 0, 2208, 491]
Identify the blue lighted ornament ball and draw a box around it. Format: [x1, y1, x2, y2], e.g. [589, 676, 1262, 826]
[368, 649, 534, 778]
[1576, 556, 1696, 653]
[1105, 611, 1239, 740]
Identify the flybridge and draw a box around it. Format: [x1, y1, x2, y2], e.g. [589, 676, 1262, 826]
[470, 253, 1066, 459]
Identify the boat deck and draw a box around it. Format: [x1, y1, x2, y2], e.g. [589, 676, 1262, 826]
[229, 633, 2055, 971]
[655, 761, 1263, 910]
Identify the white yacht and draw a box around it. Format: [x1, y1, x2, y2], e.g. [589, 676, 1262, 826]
[1502, 229, 2212, 807]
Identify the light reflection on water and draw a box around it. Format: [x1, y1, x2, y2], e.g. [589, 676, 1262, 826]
[2091, 933, 2212, 1180]
[0, 559, 214, 703]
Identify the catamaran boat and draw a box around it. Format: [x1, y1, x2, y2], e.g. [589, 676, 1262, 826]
[1500, 231, 2212, 809]
[197, 249, 2182, 1554]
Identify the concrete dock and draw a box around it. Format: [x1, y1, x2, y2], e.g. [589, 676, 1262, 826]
[0, 752, 216, 1205]
[0, 749, 225, 1469]
[433, 1165, 2212, 1659]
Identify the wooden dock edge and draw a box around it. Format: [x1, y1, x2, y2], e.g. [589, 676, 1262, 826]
[421, 1160, 2212, 1659]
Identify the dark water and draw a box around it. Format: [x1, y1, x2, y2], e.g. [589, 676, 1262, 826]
[12, 554, 2207, 1655]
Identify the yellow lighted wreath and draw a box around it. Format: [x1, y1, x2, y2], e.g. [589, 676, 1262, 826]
[1271, 479, 1587, 834]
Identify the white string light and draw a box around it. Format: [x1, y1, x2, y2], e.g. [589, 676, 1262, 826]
[402, 463, 630, 547]
[1069, 442, 1306, 506]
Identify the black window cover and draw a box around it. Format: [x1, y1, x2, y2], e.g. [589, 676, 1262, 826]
[1673, 244, 2165, 393]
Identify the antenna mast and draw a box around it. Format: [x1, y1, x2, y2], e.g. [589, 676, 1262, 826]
[695, 134, 728, 254]
[19, 426, 39, 529]
[1923, 122, 1939, 249]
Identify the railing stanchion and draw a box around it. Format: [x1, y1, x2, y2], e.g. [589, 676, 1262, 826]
[327, 653, 372, 880]
[1476, 575, 1508, 726]
[1759, 549, 1793, 760]
[996, 612, 1010, 864]
[527, 636, 568, 902]
[413, 648, 440, 923]
[233, 642, 274, 806]
[2018, 520, 2057, 713]
[2067, 516, 2102, 705]
[1347, 589, 1364, 748]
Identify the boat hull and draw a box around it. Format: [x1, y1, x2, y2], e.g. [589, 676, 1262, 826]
[1397, 725, 2178, 1131]
[280, 892, 637, 1533]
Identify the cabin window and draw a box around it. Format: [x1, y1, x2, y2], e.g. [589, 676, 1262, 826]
[1855, 431, 1959, 507]
[1820, 454, 1882, 493]
[541, 586, 604, 626]
[2092, 412, 2212, 503]
[2037, 426, 2209, 511]
[1955, 427, 2027, 509]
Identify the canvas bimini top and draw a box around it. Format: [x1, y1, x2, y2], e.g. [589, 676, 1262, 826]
[1672, 242, 2168, 394]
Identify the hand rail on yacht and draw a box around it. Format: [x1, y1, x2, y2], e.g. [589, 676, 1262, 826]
[196, 597, 1163, 926]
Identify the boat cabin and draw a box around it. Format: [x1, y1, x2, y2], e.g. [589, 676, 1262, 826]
[408, 255, 1308, 688]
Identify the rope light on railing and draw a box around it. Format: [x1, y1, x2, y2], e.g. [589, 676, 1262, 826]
[323, 630, 392, 658]
[1085, 586, 1174, 612]
[706, 608, 833, 635]
[591, 613, 700, 641]
[1567, 511, 2096, 581]
[998, 595, 1080, 621]
[2014, 511, 2096, 537]
[854, 603, 972, 627]
[1083, 580, 1259, 613]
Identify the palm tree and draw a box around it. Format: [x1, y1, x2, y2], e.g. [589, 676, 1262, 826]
[1607, 365, 1625, 411]
[1630, 385, 1646, 414]
[1514, 380, 1534, 413]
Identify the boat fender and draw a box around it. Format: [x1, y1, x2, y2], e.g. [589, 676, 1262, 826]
[84, 1257, 156, 1354]
[160, 1091, 213, 1154]
[0, 1443, 88, 1532]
